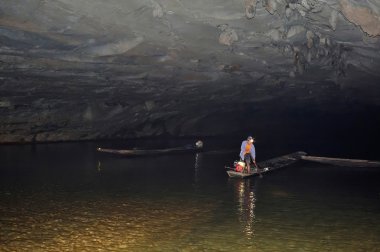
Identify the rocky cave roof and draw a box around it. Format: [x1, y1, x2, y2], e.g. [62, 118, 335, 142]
[1, 0, 380, 142]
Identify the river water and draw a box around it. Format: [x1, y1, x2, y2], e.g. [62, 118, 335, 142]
[1, 139, 380, 251]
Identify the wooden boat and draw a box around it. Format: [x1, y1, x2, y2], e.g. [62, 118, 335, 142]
[97, 146, 201, 156]
[301, 155, 380, 167]
[226, 151, 307, 178]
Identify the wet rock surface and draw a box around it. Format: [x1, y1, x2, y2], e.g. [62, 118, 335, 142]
[1, 0, 380, 142]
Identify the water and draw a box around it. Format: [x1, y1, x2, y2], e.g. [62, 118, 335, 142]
[1, 140, 380, 251]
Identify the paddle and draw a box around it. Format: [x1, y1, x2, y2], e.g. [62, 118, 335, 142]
[253, 161, 263, 178]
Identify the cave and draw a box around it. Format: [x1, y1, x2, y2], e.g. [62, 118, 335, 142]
[1, 1, 380, 251]
[1, 0, 379, 153]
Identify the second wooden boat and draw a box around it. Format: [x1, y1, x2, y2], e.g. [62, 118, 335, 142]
[97, 146, 201, 156]
[301, 155, 380, 167]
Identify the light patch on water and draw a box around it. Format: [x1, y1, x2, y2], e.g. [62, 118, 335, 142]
[0, 193, 224, 251]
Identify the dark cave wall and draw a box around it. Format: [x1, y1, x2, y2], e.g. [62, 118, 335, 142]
[1, 0, 380, 143]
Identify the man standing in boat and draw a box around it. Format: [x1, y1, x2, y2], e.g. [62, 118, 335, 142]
[240, 136, 257, 173]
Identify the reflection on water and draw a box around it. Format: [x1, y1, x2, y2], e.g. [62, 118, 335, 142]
[0, 191, 220, 251]
[193, 153, 203, 188]
[231, 179, 257, 239]
[1, 141, 380, 251]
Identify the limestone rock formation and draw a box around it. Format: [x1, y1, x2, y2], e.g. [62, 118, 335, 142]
[0, 0, 379, 143]
[339, 0, 380, 37]
[245, 0, 258, 19]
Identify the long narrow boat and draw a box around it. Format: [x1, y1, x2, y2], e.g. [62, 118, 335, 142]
[226, 151, 307, 178]
[97, 146, 201, 156]
[301, 155, 380, 167]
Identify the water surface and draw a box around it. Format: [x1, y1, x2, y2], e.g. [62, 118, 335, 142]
[0, 141, 379, 251]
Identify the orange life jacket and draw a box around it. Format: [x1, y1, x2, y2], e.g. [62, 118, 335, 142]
[244, 143, 252, 154]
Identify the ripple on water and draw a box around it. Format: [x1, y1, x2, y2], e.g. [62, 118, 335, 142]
[0, 192, 229, 251]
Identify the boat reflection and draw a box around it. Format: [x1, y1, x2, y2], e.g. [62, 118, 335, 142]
[193, 153, 203, 187]
[230, 178, 257, 239]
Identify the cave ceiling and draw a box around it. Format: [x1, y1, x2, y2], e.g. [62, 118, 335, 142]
[1, 0, 380, 142]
